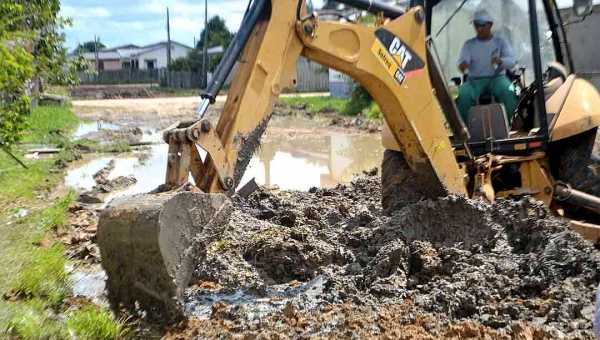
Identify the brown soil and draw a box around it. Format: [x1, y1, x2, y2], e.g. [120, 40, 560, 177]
[62, 203, 100, 264]
[72, 85, 202, 100]
[71, 97, 380, 135]
[148, 174, 598, 339]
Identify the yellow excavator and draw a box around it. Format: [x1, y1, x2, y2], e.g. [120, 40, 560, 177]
[97, 0, 600, 317]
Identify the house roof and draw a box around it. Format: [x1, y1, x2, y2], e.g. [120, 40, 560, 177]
[102, 44, 141, 52]
[82, 50, 121, 60]
[82, 41, 194, 60]
[81, 41, 225, 60]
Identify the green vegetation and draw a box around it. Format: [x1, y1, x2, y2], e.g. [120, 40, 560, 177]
[66, 306, 133, 340]
[213, 239, 231, 252]
[251, 226, 284, 244]
[0, 0, 87, 146]
[366, 102, 382, 120]
[170, 15, 234, 73]
[279, 96, 350, 114]
[153, 86, 202, 97]
[278, 94, 384, 118]
[45, 86, 73, 97]
[21, 105, 80, 145]
[73, 40, 107, 54]
[0, 105, 130, 339]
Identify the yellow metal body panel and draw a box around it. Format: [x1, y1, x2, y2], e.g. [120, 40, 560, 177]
[198, 0, 305, 192]
[382, 121, 402, 151]
[189, 2, 466, 196]
[570, 220, 600, 244]
[299, 9, 466, 195]
[551, 77, 600, 141]
[494, 160, 553, 206]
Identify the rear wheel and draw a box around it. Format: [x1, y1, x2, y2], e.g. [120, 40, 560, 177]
[381, 149, 432, 212]
[552, 127, 600, 217]
[554, 127, 600, 195]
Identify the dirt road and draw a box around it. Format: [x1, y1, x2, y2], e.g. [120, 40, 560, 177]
[72, 93, 329, 113]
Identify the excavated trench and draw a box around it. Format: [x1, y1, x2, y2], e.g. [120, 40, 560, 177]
[160, 175, 600, 339]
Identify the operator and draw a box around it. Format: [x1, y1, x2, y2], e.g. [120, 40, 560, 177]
[457, 9, 517, 125]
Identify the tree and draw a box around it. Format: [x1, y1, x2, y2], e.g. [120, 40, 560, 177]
[74, 40, 106, 54]
[170, 15, 233, 73]
[0, 0, 87, 146]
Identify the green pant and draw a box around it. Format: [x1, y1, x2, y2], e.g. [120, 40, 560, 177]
[456, 76, 516, 124]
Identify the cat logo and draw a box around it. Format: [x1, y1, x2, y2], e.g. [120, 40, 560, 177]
[389, 37, 413, 70]
[372, 29, 425, 81]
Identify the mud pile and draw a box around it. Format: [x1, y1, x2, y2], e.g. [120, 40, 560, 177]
[330, 116, 382, 133]
[165, 175, 600, 339]
[78, 160, 137, 203]
[62, 203, 101, 264]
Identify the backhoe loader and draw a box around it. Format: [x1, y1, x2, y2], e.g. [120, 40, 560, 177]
[97, 0, 600, 317]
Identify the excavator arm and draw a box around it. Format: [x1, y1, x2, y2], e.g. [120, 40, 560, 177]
[163, 0, 467, 197]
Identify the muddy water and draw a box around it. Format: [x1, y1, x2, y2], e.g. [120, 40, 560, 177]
[65, 133, 383, 195]
[69, 264, 108, 306]
[73, 121, 121, 138]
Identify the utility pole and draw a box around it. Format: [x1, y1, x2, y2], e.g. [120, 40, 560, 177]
[94, 35, 99, 84]
[167, 7, 172, 87]
[202, 0, 209, 89]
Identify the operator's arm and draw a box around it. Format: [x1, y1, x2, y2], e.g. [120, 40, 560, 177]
[458, 42, 470, 72]
[498, 37, 516, 70]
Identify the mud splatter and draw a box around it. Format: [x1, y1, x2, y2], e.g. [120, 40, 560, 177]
[164, 175, 600, 339]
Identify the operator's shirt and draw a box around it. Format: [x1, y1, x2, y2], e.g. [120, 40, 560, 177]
[458, 35, 516, 78]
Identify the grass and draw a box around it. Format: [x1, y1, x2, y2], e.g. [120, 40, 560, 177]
[66, 306, 133, 340]
[0, 105, 130, 339]
[212, 239, 231, 252]
[58, 138, 132, 154]
[152, 86, 202, 97]
[21, 105, 80, 145]
[251, 226, 284, 244]
[278, 96, 350, 114]
[366, 102, 382, 120]
[2, 300, 69, 339]
[44, 86, 72, 97]
[278, 95, 384, 117]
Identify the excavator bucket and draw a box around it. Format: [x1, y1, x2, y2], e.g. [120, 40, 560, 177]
[97, 189, 232, 320]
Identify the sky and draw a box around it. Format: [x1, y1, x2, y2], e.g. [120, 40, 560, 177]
[60, 0, 591, 50]
[61, 0, 250, 50]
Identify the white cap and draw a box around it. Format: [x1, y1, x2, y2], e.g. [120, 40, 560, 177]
[473, 9, 493, 24]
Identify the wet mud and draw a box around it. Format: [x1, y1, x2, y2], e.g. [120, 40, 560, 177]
[65, 97, 600, 338]
[62, 203, 101, 264]
[159, 174, 600, 339]
[77, 160, 137, 203]
[273, 102, 382, 133]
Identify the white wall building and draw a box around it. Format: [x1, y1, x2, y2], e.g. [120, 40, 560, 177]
[83, 41, 193, 70]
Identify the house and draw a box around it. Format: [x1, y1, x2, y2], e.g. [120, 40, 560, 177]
[83, 41, 193, 70]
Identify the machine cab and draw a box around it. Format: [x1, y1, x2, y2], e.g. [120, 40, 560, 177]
[383, 0, 600, 156]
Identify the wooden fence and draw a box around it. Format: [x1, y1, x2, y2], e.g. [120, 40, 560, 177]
[78, 57, 330, 93]
[77, 69, 160, 84]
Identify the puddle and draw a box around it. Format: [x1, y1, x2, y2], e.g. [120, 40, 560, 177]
[240, 134, 382, 190]
[65, 133, 382, 196]
[73, 121, 121, 138]
[184, 275, 330, 320]
[69, 264, 108, 307]
[64, 144, 174, 201]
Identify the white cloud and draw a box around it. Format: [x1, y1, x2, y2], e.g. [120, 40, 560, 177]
[110, 21, 147, 30]
[62, 5, 111, 19]
[171, 17, 201, 33]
